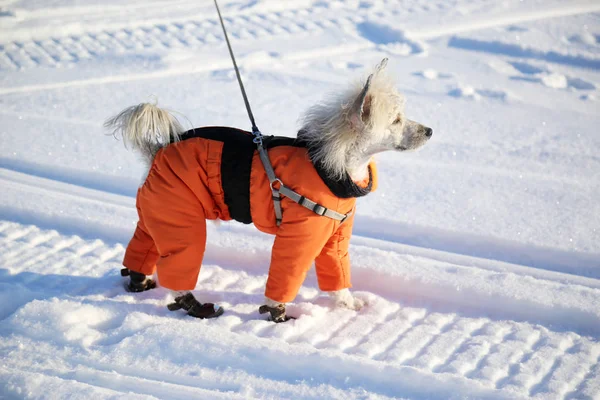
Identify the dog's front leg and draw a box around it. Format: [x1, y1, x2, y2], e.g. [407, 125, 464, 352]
[121, 268, 157, 292]
[258, 297, 293, 323]
[328, 288, 365, 310]
[167, 291, 224, 319]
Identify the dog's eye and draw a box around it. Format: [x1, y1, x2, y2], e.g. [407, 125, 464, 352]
[393, 116, 402, 124]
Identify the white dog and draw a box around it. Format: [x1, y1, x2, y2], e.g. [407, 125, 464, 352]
[105, 58, 432, 322]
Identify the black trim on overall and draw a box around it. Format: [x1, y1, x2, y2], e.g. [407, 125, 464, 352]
[311, 159, 373, 199]
[297, 129, 373, 199]
[263, 135, 373, 199]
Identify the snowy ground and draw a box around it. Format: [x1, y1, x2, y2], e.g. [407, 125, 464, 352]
[1, 0, 599, 399]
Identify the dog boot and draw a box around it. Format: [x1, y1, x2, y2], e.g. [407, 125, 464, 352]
[121, 268, 157, 292]
[167, 292, 224, 319]
[258, 304, 295, 323]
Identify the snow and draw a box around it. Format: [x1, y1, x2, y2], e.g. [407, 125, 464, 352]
[1, 0, 599, 398]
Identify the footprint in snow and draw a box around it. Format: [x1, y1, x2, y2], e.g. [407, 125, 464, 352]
[505, 25, 528, 33]
[356, 21, 427, 56]
[413, 69, 452, 80]
[580, 93, 597, 101]
[491, 59, 596, 92]
[508, 61, 547, 75]
[567, 32, 599, 46]
[511, 71, 596, 91]
[0, 8, 15, 17]
[330, 61, 363, 70]
[448, 85, 510, 102]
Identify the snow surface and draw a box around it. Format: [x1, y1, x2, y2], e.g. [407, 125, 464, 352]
[0, 0, 599, 399]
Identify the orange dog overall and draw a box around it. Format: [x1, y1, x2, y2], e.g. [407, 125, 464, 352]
[123, 127, 377, 304]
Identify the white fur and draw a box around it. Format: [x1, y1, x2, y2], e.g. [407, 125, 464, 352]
[104, 102, 184, 166]
[264, 297, 283, 308]
[299, 58, 432, 181]
[328, 288, 365, 310]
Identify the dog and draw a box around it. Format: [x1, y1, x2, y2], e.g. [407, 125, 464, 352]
[105, 58, 432, 322]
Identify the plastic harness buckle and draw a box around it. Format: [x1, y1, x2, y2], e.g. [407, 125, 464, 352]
[313, 204, 327, 216]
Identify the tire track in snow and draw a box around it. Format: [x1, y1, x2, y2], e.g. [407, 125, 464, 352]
[0, 224, 37, 243]
[1, 221, 600, 398]
[432, 321, 501, 374]
[438, 323, 522, 377]
[3, 364, 248, 400]
[339, 302, 401, 354]
[3, 0, 598, 72]
[72, 244, 126, 279]
[465, 326, 519, 383]
[529, 340, 599, 399]
[320, 301, 400, 352]
[463, 324, 514, 379]
[386, 314, 457, 365]
[0, 229, 60, 266]
[565, 353, 600, 399]
[7, 236, 82, 270]
[349, 307, 427, 358]
[295, 308, 358, 347]
[496, 333, 569, 392]
[0, 40, 373, 95]
[407, 2, 600, 40]
[412, 318, 488, 371]
[1, 0, 598, 101]
[0, 9, 356, 72]
[493, 329, 544, 386]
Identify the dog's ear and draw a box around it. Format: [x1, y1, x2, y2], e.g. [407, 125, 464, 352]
[350, 75, 373, 129]
[349, 58, 387, 129]
[373, 58, 388, 76]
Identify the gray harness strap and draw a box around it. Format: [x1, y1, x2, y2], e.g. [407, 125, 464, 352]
[257, 141, 352, 226]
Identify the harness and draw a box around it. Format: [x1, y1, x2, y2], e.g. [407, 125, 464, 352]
[255, 135, 353, 226]
[213, 0, 352, 226]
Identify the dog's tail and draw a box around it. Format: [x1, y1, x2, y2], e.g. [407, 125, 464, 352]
[104, 102, 185, 163]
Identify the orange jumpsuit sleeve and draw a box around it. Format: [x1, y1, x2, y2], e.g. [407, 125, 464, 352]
[264, 201, 337, 303]
[314, 211, 355, 292]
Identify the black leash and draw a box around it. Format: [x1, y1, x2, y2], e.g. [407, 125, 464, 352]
[213, 0, 261, 138]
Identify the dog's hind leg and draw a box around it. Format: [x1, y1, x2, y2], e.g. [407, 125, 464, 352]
[148, 211, 208, 292]
[122, 212, 160, 292]
[145, 207, 225, 319]
[121, 268, 157, 292]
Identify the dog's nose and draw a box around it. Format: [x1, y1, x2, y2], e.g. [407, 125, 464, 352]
[424, 127, 433, 137]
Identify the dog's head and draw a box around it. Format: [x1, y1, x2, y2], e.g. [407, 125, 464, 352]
[299, 59, 432, 180]
[349, 58, 433, 153]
